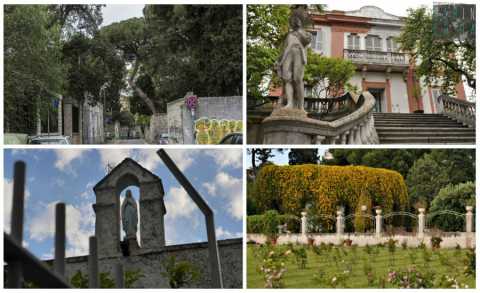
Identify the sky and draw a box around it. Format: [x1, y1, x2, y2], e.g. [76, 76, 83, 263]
[101, 5, 145, 27]
[4, 149, 243, 260]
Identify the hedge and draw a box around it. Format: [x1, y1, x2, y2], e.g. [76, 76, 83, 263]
[250, 164, 409, 231]
[247, 212, 300, 234]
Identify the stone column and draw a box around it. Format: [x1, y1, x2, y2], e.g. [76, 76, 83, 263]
[301, 211, 307, 236]
[139, 183, 166, 252]
[336, 210, 344, 237]
[418, 208, 425, 238]
[466, 206, 473, 233]
[375, 208, 382, 237]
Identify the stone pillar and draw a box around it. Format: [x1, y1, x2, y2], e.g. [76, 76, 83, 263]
[301, 211, 307, 236]
[375, 209, 382, 237]
[466, 206, 473, 233]
[139, 182, 166, 252]
[336, 210, 344, 237]
[93, 188, 121, 258]
[418, 208, 425, 238]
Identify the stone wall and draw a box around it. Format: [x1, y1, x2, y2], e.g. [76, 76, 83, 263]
[45, 238, 242, 288]
[167, 96, 242, 144]
[247, 233, 475, 249]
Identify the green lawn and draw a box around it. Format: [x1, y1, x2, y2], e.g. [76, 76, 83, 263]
[247, 244, 475, 288]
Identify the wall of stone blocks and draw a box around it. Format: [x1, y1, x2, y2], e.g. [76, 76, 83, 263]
[45, 238, 242, 288]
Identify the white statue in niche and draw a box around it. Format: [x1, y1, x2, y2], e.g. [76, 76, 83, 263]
[121, 190, 138, 239]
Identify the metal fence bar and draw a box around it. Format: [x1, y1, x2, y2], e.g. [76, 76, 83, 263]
[8, 161, 26, 288]
[88, 236, 99, 288]
[54, 203, 66, 276]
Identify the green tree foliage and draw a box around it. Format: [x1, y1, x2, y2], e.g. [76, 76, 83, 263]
[406, 150, 475, 208]
[288, 149, 319, 165]
[161, 256, 200, 288]
[428, 182, 475, 231]
[102, 5, 243, 115]
[47, 5, 104, 37]
[397, 7, 475, 94]
[304, 51, 357, 98]
[4, 5, 64, 133]
[247, 5, 290, 100]
[323, 149, 429, 178]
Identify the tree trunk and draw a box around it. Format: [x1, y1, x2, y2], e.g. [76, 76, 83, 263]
[127, 59, 157, 114]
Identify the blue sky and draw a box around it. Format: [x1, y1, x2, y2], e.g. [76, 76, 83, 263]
[101, 5, 144, 27]
[4, 149, 243, 259]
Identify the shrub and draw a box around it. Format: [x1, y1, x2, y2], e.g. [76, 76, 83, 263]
[428, 182, 475, 232]
[161, 256, 200, 288]
[247, 213, 299, 234]
[430, 236, 443, 249]
[252, 165, 409, 232]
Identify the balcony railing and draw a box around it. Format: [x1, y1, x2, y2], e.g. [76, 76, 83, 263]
[344, 49, 409, 66]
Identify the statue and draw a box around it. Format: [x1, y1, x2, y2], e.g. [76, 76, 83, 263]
[275, 6, 311, 113]
[121, 190, 138, 240]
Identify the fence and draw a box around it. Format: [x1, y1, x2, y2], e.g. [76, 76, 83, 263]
[4, 161, 125, 288]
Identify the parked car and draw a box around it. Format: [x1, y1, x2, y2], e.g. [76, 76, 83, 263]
[158, 134, 169, 145]
[28, 135, 71, 145]
[219, 132, 242, 144]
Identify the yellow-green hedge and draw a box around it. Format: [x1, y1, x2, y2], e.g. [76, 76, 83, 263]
[252, 164, 409, 231]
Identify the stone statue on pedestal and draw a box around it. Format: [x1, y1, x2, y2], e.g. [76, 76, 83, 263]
[275, 6, 311, 114]
[121, 190, 138, 240]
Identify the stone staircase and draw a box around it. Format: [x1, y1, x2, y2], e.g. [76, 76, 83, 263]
[373, 113, 475, 144]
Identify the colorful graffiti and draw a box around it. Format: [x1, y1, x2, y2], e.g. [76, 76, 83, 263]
[194, 118, 242, 144]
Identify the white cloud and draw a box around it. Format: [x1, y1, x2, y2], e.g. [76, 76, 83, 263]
[164, 186, 196, 219]
[97, 149, 132, 170]
[134, 149, 162, 171]
[164, 149, 200, 172]
[54, 149, 90, 173]
[79, 181, 96, 199]
[4, 178, 31, 233]
[204, 172, 243, 221]
[29, 201, 94, 257]
[216, 226, 242, 240]
[205, 149, 242, 169]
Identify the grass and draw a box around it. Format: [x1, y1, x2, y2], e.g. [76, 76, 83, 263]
[247, 244, 475, 288]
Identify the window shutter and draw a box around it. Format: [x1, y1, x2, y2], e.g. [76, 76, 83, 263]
[374, 37, 382, 51]
[354, 36, 360, 49]
[365, 36, 373, 51]
[310, 32, 316, 49]
[386, 38, 392, 52]
[347, 35, 353, 49]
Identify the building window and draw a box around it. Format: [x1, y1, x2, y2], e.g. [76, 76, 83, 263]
[310, 30, 323, 52]
[347, 34, 360, 50]
[365, 35, 382, 51]
[386, 37, 398, 52]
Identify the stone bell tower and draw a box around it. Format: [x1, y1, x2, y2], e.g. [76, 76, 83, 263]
[92, 158, 166, 258]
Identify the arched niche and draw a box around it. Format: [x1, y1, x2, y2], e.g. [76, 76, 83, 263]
[93, 158, 166, 258]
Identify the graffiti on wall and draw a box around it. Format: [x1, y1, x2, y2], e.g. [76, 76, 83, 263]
[195, 118, 242, 144]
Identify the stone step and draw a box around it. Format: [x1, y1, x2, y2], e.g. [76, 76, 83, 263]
[375, 123, 465, 128]
[376, 127, 474, 134]
[379, 136, 475, 144]
[376, 131, 474, 138]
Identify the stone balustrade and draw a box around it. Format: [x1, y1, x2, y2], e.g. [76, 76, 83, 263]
[437, 95, 475, 127]
[343, 49, 409, 66]
[262, 91, 379, 144]
[261, 206, 475, 248]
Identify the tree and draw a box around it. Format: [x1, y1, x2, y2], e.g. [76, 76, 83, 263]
[406, 153, 450, 208]
[247, 5, 290, 100]
[429, 182, 475, 231]
[304, 51, 357, 98]
[4, 5, 65, 133]
[161, 256, 200, 288]
[288, 149, 319, 165]
[47, 5, 104, 37]
[248, 148, 277, 171]
[397, 7, 475, 95]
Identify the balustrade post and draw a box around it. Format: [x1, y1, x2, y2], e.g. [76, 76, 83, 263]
[336, 210, 344, 238]
[347, 128, 355, 144]
[340, 132, 348, 144]
[354, 125, 362, 144]
[301, 211, 308, 236]
[418, 208, 425, 238]
[375, 209, 382, 237]
[466, 206, 473, 233]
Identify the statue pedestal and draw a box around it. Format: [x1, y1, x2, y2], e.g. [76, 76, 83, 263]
[127, 237, 140, 255]
[262, 110, 324, 144]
